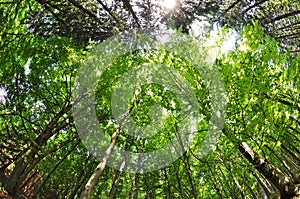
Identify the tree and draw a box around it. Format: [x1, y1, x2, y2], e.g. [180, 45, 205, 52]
[20, 0, 300, 52]
[0, 0, 300, 199]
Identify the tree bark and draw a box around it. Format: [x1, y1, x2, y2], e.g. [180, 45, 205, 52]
[238, 141, 300, 198]
[109, 141, 130, 199]
[181, 152, 199, 199]
[3, 94, 86, 197]
[33, 140, 81, 198]
[80, 107, 132, 199]
[79, 128, 120, 199]
[133, 173, 140, 199]
[222, 128, 300, 198]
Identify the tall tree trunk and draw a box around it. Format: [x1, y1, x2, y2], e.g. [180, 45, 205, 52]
[223, 129, 300, 198]
[132, 173, 140, 199]
[238, 141, 300, 198]
[4, 103, 73, 195]
[181, 152, 199, 199]
[69, 156, 94, 199]
[109, 140, 131, 199]
[79, 128, 120, 199]
[162, 168, 173, 199]
[176, 131, 199, 199]
[175, 162, 185, 198]
[108, 170, 122, 199]
[133, 139, 143, 199]
[80, 108, 132, 199]
[33, 140, 81, 198]
[3, 94, 88, 197]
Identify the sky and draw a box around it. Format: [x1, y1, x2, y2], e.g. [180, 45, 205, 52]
[0, 88, 6, 102]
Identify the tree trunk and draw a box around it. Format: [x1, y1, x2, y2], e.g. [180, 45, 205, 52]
[238, 141, 300, 198]
[79, 128, 120, 199]
[80, 107, 132, 199]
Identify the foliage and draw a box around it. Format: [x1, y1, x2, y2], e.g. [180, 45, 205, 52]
[0, 0, 299, 199]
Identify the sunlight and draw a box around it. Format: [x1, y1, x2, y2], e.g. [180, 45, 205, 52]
[0, 88, 7, 103]
[24, 57, 32, 75]
[221, 30, 238, 54]
[191, 19, 238, 54]
[160, 0, 177, 9]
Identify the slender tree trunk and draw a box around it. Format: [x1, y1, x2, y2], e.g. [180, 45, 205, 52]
[218, 166, 235, 198]
[80, 108, 132, 199]
[181, 152, 199, 199]
[133, 140, 143, 199]
[144, 173, 155, 199]
[132, 173, 140, 199]
[79, 128, 120, 199]
[162, 168, 173, 199]
[4, 102, 74, 196]
[69, 156, 93, 199]
[210, 177, 223, 199]
[175, 163, 185, 198]
[251, 169, 272, 197]
[176, 132, 199, 199]
[33, 140, 81, 198]
[108, 170, 122, 199]
[227, 167, 246, 198]
[109, 143, 130, 199]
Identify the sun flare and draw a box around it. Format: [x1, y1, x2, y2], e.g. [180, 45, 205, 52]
[160, 0, 177, 9]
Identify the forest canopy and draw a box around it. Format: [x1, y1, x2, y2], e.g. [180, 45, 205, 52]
[0, 0, 299, 199]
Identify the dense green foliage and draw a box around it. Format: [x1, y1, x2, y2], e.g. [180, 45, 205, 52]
[0, 0, 299, 199]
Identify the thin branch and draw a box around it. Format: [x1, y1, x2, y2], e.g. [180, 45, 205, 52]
[121, 0, 140, 27]
[277, 32, 300, 40]
[67, 0, 102, 24]
[33, 140, 81, 197]
[0, 1, 14, 4]
[267, 10, 300, 24]
[96, 0, 122, 27]
[240, 0, 268, 14]
[221, 0, 242, 17]
[277, 21, 300, 31]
